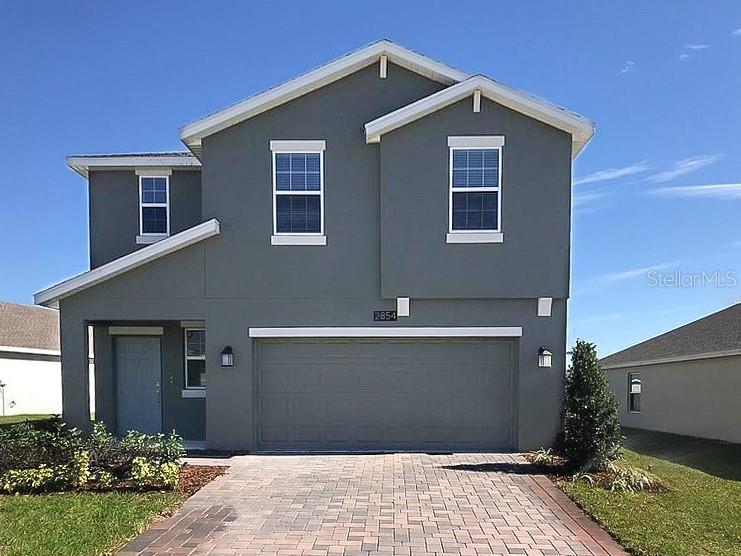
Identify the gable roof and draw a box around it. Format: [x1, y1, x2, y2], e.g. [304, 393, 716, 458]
[364, 75, 594, 157]
[601, 303, 741, 369]
[180, 40, 468, 152]
[0, 301, 59, 353]
[34, 219, 220, 308]
[68, 152, 201, 179]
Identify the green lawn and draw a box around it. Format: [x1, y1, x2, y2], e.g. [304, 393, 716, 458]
[562, 428, 741, 556]
[0, 414, 55, 426]
[0, 491, 182, 556]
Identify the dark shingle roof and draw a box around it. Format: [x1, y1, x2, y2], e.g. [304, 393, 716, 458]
[600, 303, 741, 368]
[0, 301, 59, 351]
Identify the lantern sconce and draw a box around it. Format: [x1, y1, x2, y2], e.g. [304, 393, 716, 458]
[221, 346, 234, 367]
[538, 347, 552, 368]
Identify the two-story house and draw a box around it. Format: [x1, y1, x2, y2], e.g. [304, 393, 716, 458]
[35, 41, 593, 452]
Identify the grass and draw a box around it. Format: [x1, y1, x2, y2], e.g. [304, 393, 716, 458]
[0, 414, 55, 426]
[561, 429, 741, 556]
[0, 491, 182, 556]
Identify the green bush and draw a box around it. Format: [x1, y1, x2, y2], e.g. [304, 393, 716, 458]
[0, 421, 184, 493]
[130, 457, 181, 489]
[561, 339, 622, 472]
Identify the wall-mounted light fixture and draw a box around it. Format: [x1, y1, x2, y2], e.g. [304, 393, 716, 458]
[220, 346, 234, 367]
[538, 347, 552, 368]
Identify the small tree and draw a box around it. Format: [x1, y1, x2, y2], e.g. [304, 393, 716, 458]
[561, 339, 621, 471]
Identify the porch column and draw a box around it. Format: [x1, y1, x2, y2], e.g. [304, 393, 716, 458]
[59, 310, 91, 432]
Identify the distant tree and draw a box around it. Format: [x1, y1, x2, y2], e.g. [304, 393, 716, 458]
[561, 339, 622, 471]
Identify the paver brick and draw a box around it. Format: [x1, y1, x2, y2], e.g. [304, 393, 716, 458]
[118, 454, 625, 556]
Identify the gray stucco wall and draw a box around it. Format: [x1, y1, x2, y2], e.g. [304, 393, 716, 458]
[607, 356, 741, 444]
[89, 169, 201, 267]
[380, 96, 572, 298]
[59, 60, 573, 451]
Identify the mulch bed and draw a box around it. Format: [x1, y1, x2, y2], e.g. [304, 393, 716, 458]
[523, 453, 667, 493]
[176, 464, 228, 497]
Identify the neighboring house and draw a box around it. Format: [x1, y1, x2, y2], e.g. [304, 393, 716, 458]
[602, 303, 741, 444]
[0, 301, 93, 416]
[34, 40, 594, 452]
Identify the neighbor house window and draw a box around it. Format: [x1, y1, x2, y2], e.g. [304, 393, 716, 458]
[139, 176, 170, 236]
[447, 136, 504, 244]
[628, 373, 642, 413]
[270, 140, 326, 245]
[184, 329, 206, 389]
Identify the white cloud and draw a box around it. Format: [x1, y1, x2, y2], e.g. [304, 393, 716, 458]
[618, 60, 635, 74]
[576, 313, 624, 325]
[649, 183, 741, 200]
[647, 153, 724, 183]
[732, 28, 741, 37]
[573, 162, 651, 185]
[600, 260, 682, 284]
[573, 191, 609, 208]
[679, 43, 710, 61]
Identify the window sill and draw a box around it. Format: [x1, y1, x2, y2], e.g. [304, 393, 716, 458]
[271, 234, 327, 246]
[136, 234, 169, 245]
[181, 389, 206, 399]
[446, 232, 504, 244]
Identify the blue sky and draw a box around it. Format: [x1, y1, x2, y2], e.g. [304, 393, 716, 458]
[1, 1, 740, 356]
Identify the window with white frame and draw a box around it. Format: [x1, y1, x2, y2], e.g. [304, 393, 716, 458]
[270, 141, 325, 243]
[448, 136, 504, 236]
[139, 176, 170, 236]
[184, 328, 206, 389]
[628, 373, 642, 413]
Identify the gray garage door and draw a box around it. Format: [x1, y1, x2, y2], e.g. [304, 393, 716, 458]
[256, 339, 515, 452]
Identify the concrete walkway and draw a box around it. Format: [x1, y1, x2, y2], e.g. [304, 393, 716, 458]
[119, 453, 625, 556]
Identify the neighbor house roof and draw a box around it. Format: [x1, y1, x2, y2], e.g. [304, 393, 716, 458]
[34, 219, 221, 308]
[67, 152, 201, 178]
[179, 39, 593, 157]
[600, 303, 741, 369]
[0, 301, 60, 355]
[364, 75, 594, 157]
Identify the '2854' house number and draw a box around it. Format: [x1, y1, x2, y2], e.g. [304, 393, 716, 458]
[373, 310, 397, 321]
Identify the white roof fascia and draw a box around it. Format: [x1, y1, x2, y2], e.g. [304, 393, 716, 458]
[179, 40, 468, 149]
[34, 219, 220, 308]
[67, 154, 201, 179]
[364, 75, 595, 158]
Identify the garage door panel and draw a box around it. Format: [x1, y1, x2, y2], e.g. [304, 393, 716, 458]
[256, 339, 515, 451]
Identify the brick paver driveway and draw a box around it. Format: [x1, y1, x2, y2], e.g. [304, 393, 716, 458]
[120, 453, 625, 556]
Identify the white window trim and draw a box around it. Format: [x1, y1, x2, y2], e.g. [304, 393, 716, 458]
[270, 141, 326, 246]
[183, 328, 206, 392]
[446, 136, 504, 244]
[628, 373, 642, 413]
[138, 175, 170, 238]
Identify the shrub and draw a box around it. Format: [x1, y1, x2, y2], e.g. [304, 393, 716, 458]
[1, 464, 74, 494]
[130, 457, 181, 489]
[0, 420, 184, 493]
[605, 462, 657, 493]
[531, 448, 558, 467]
[561, 339, 622, 472]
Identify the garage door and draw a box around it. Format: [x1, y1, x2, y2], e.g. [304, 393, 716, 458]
[256, 339, 515, 451]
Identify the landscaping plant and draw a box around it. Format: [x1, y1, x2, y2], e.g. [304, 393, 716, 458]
[561, 339, 622, 472]
[0, 420, 184, 494]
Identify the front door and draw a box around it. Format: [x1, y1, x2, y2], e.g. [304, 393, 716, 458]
[115, 336, 162, 435]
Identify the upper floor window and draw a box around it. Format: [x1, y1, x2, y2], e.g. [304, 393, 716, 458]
[628, 373, 642, 413]
[447, 136, 504, 244]
[270, 140, 326, 246]
[139, 176, 170, 238]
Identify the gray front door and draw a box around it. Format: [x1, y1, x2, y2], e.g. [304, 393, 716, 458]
[115, 336, 162, 435]
[256, 339, 516, 452]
